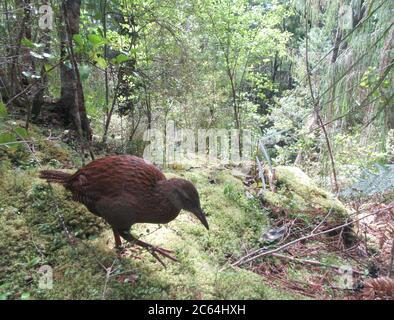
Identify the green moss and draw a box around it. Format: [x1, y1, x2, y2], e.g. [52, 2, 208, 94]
[28, 125, 78, 166]
[213, 269, 302, 299]
[0, 123, 79, 169]
[263, 166, 349, 224]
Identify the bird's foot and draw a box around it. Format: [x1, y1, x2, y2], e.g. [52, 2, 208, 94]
[118, 230, 177, 267]
[153, 246, 174, 254]
[145, 245, 177, 268]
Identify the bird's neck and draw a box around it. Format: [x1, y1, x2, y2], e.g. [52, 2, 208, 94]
[151, 179, 181, 221]
[155, 179, 179, 206]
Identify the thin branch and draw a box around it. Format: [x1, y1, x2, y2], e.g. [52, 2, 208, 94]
[304, 5, 339, 193]
[271, 253, 364, 275]
[231, 203, 393, 267]
[102, 259, 116, 300]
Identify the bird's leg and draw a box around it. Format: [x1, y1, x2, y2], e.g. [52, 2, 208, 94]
[118, 230, 177, 267]
[113, 228, 140, 259]
[113, 229, 122, 249]
[113, 228, 128, 258]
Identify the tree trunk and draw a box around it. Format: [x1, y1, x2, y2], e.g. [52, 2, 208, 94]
[59, 0, 92, 141]
[272, 51, 279, 83]
[31, 0, 50, 120]
[7, 0, 28, 107]
[226, 66, 240, 129]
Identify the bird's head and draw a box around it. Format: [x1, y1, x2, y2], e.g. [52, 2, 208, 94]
[167, 178, 209, 230]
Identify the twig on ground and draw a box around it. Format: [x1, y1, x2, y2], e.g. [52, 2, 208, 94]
[29, 235, 46, 259]
[271, 253, 364, 275]
[311, 207, 334, 234]
[102, 259, 117, 300]
[231, 204, 394, 267]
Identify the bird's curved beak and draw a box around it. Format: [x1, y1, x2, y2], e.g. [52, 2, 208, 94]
[192, 208, 209, 230]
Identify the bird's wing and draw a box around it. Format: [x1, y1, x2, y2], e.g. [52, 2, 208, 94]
[66, 172, 102, 215]
[65, 155, 166, 215]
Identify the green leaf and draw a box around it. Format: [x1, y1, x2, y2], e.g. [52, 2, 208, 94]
[95, 56, 107, 69]
[88, 34, 105, 46]
[14, 127, 29, 138]
[0, 293, 9, 300]
[21, 38, 43, 49]
[360, 81, 368, 88]
[21, 292, 31, 300]
[0, 133, 15, 143]
[21, 38, 35, 49]
[115, 53, 130, 64]
[28, 257, 41, 267]
[44, 63, 53, 72]
[129, 48, 137, 56]
[73, 34, 84, 46]
[0, 102, 7, 117]
[0, 133, 18, 148]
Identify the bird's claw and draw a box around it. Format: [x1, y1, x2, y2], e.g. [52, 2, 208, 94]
[155, 247, 174, 254]
[146, 245, 177, 267]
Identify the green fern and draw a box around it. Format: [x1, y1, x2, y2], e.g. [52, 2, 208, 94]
[341, 164, 394, 199]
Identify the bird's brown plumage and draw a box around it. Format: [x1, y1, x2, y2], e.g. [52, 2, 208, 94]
[39, 155, 208, 264]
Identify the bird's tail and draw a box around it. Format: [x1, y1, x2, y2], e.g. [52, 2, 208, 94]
[39, 170, 71, 184]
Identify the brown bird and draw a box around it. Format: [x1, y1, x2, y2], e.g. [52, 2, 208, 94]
[39, 155, 209, 265]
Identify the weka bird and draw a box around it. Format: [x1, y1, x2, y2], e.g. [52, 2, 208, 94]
[39, 155, 209, 265]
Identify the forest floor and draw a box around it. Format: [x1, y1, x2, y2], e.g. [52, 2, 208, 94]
[0, 123, 305, 299]
[1, 123, 393, 300]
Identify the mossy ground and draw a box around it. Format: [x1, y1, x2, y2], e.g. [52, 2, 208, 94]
[0, 135, 304, 299]
[262, 166, 349, 225]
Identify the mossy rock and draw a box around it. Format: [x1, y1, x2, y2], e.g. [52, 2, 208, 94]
[263, 166, 349, 224]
